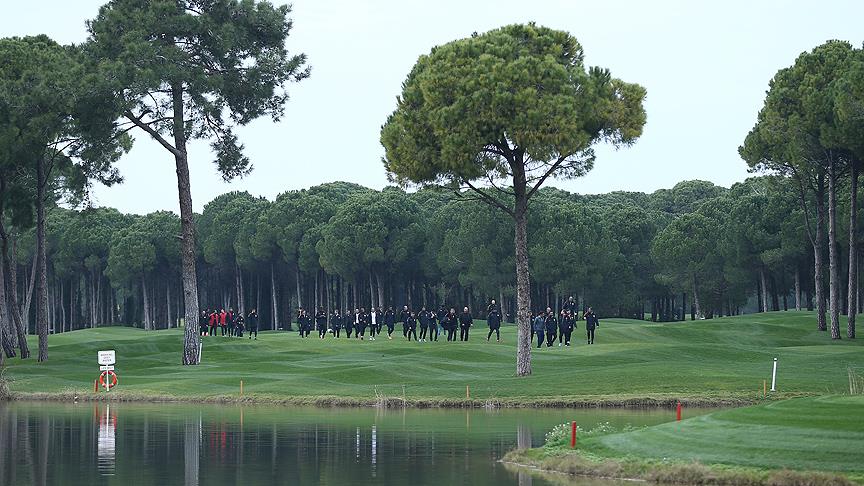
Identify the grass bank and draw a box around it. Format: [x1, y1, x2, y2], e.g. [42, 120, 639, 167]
[505, 395, 864, 485]
[3, 311, 862, 406]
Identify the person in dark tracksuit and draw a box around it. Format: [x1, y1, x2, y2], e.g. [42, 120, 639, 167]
[562, 296, 577, 316]
[532, 311, 546, 348]
[356, 307, 369, 340]
[400, 306, 410, 338]
[459, 307, 473, 341]
[200, 310, 209, 336]
[346, 308, 358, 338]
[316, 308, 328, 339]
[584, 307, 599, 344]
[418, 307, 431, 342]
[486, 299, 499, 314]
[436, 307, 447, 340]
[544, 307, 557, 347]
[487, 309, 502, 342]
[247, 309, 259, 340]
[384, 307, 396, 339]
[445, 308, 458, 342]
[427, 308, 439, 342]
[226, 308, 235, 337]
[234, 313, 245, 337]
[559, 310, 574, 346]
[406, 312, 418, 341]
[330, 310, 342, 338]
[298, 309, 312, 338]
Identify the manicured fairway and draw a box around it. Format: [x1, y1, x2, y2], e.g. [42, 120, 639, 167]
[584, 395, 864, 474]
[3, 311, 862, 403]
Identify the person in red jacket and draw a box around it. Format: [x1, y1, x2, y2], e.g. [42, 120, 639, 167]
[208, 310, 218, 336]
[219, 309, 227, 336]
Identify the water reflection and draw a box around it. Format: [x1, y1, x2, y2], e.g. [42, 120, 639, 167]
[0, 402, 700, 486]
[96, 405, 117, 476]
[184, 417, 200, 486]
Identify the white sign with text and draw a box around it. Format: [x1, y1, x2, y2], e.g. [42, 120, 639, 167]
[98, 350, 116, 365]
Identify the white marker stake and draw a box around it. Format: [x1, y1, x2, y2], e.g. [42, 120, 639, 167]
[770, 357, 778, 392]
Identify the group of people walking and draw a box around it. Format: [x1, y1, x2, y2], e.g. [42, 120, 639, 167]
[197, 297, 599, 347]
[295, 300, 509, 343]
[530, 297, 600, 348]
[293, 297, 596, 346]
[199, 308, 260, 339]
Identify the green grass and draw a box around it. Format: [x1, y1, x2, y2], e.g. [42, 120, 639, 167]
[587, 396, 864, 473]
[2, 311, 862, 404]
[508, 395, 864, 484]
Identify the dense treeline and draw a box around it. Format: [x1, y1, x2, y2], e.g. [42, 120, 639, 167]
[0, 0, 309, 364]
[3, 174, 856, 340]
[1, 2, 861, 370]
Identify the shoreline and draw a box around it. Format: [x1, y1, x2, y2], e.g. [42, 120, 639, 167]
[501, 449, 860, 486]
[1, 390, 798, 408]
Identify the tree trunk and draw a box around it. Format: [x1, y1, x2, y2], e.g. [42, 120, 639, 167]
[60, 280, 66, 332]
[167, 280, 173, 329]
[771, 275, 780, 311]
[368, 272, 375, 309]
[376, 273, 384, 311]
[36, 157, 49, 362]
[6, 234, 30, 357]
[270, 262, 279, 330]
[314, 271, 319, 312]
[172, 81, 202, 364]
[681, 292, 686, 321]
[692, 278, 701, 319]
[795, 266, 801, 311]
[141, 275, 151, 330]
[0, 255, 15, 358]
[828, 156, 841, 339]
[238, 264, 245, 315]
[325, 274, 332, 327]
[295, 265, 302, 311]
[848, 160, 858, 339]
[815, 181, 828, 331]
[759, 267, 769, 313]
[514, 186, 532, 377]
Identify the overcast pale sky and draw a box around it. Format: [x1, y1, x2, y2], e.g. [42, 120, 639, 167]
[2, 1, 862, 214]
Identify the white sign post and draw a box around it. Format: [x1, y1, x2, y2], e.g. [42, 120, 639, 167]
[770, 357, 778, 392]
[97, 350, 117, 391]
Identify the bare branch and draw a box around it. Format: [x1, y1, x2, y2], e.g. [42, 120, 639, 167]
[526, 154, 569, 200]
[124, 110, 182, 158]
[462, 179, 515, 217]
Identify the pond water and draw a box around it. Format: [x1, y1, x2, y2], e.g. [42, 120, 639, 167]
[0, 401, 711, 485]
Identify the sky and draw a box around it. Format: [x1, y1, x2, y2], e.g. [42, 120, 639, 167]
[2, 0, 863, 214]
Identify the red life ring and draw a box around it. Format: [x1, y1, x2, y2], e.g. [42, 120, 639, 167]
[99, 370, 118, 388]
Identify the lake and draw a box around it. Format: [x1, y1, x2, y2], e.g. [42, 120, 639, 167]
[0, 401, 709, 485]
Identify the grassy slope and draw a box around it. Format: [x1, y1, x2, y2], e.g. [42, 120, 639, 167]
[2, 311, 862, 403]
[508, 395, 864, 483]
[586, 395, 864, 473]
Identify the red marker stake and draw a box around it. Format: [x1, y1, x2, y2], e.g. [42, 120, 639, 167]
[676, 402, 682, 421]
[570, 421, 577, 448]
